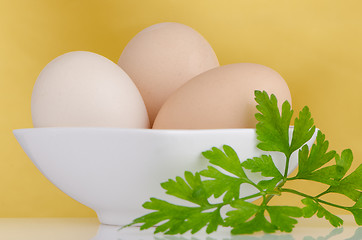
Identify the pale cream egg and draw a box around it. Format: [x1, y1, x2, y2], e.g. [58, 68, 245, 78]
[153, 63, 292, 129]
[31, 51, 149, 128]
[118, 22, 219, 125]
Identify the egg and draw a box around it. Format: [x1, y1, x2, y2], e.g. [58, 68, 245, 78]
[118, 22, 219, 125]
[153, 63, 292, 129]
[31, 51, 149, 128]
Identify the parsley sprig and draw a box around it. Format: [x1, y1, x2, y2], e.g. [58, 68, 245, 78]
[125, 90, 362, 234]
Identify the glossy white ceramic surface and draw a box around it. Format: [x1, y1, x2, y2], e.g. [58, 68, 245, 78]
[13, 128, 316, 225]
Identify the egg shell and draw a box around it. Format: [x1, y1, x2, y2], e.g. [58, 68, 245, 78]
[153, 63, 292, 129]
[118, 22, 219, 125]
[31, 51, 149, 128]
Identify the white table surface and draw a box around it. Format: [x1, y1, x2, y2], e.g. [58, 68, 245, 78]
[0, 215, 360, 240]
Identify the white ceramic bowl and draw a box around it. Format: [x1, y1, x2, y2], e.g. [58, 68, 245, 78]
[13, 128, 316, 225]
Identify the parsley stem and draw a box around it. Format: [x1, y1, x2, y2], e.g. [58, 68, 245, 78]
[264, 172, 289, 205]
[205, 193, 263, 210]
[281, 188, 349, 210]
[316, 198, 349, 210]
[315, 190, 330, 198]
[280, 188, 311, 198]
[264, 194, 274, 205]
[283, 153, 291, 178]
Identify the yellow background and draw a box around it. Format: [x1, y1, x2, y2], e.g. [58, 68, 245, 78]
[1, 0, 361, 217]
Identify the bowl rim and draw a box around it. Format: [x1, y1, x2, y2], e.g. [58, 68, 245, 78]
[13, 126, 298, 135]
[13, 127, 262, 136]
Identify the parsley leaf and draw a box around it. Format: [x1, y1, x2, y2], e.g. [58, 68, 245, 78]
[130, 198, 223, 234]
[224, 199, 260, 228]
[335, 149, 353, 181]
[161, 171, 209, 206]
[242, 155, 283, 190]
[228, 210, 278, 234]
[126, 90, 361, 235]
[267, 205, 303, 232]
[226, 200, 303, 233]
[200, 145, 256, 202]
[290, 106, 315, 153]
[200, 166, 244, 202]
[242, 155, 283, 179]
[350, 196, 362, 225]
[254, 91, 293, 156]
[202, 145, 248, 179]
[294, 131, 337, 185]
[328, 164, 362, 201]
[301, 198, 343, 227]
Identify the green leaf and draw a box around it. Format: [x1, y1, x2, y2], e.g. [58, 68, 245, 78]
[316, 207, 344, 228]
[267, 206, 303, 232]
[257, 178, 283, 192]
[350, 195, 362, 225]
[161, 171, 209, 206]
[242, 155, 283, 179]
[229, 211, 278, 234]
[254, 90, 293, 156]
[131, 198, 223, 234]
[202, 145, 247, 179]
[225, 199, 260, 224]
[301, 198, 343, 227]
[174, 208, 224, 234]
[351, 208, 362, 226]
[353, 195, 362, 208]
[200, 166, 245, 202]
[334, 149, 353, 181]
[328, 164, 362, 201]
[205, 208, 225, 234]
[290, 106, 316, 153]
[296, 131, 337, 184]
[132, 198, 200, 230]
[300, 165, 339, 186]
[300, 131, 336, 173]
[301, 198, 318, 218]
[241, 155, 283, 190]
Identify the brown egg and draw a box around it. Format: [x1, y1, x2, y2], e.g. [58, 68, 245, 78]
[153, 63, 292, 129]
[118, 22, 219, 125]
